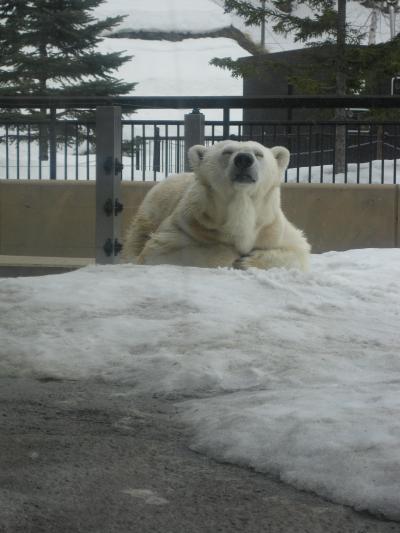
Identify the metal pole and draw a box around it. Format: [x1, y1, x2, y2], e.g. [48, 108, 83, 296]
[335, 0, 347, 174]
[95, 106, 124, 264]
[49, 107, 57, 180]
[223, 107, 230, 140]
[184, 108, 205, 171]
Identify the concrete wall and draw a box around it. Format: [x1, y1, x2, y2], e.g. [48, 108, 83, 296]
[0, 179, 398, 258]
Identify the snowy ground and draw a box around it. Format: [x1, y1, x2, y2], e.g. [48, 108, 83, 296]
[2, 144, 398, 183]
[1, 249, 400, 520]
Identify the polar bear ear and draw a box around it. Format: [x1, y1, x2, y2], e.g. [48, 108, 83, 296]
[271, 146, 290, 172]
[188, 145, 207, 170]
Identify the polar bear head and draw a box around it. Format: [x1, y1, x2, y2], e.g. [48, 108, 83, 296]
[188, 140, 290, 195]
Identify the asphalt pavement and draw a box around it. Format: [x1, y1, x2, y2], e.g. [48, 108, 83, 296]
[1, 377, 399, 533]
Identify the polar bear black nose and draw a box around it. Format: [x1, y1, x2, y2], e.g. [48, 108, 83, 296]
[234, 153, 254, 169]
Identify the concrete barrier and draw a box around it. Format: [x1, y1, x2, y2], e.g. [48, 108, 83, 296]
[0, 179, 398, 258]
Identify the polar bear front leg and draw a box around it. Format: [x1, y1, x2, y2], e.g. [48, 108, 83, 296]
[233, 248, 309, 272]
[137, 230, 239, 268]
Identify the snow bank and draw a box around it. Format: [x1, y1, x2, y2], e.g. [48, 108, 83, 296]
[1, 249, 400, 519]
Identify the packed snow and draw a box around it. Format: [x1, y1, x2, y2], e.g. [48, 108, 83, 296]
[1, 249, 400, 519]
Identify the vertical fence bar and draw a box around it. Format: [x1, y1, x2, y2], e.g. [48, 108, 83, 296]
[320, 124, 324, 183]
[308, 124, 312, 182]
[356, 124, 361, 184]
[5, 124, 9, 179]
[165, 124, 169, 176]
[369, 124, 373, 184]
[75, 123, 79, 180]
[16, 125, 20, 180]
[39, 125, 42, 180]
[381, 125, 385, 184]
[130, 124, 134, 181]
[142, 124, 146, 181]
[176, 124, 181, 173]
[394, 125, 398, 184]
[223, 107, 230, 140]
[332, 125, 336, 184]
[86, 123, 90, 180]
[27, 124, 31, 180]
[64, 122, 68, 180]
[344, 125, 348, 184]
[49, 107, 57, 180]
[296, 125, 300, 183]
[135, 135, 140, 172]
[153, 125, 160, 179]
[95, 106, 123, 264]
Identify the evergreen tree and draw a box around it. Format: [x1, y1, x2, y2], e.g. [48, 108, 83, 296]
[212, 0, 400, 96]
[0, 0, 135, 97]
[0, 0, 136, 161]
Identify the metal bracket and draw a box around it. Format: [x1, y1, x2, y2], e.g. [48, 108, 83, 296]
[104, 156, 124, 176]
[103, 198, 124, 217]
[115, 199, 124, 215]
[103, 238, 124, 257]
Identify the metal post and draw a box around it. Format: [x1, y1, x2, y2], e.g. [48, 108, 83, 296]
[184, 108, 205, 171]
[49, 107, 57, 180]
[153, 126, 160, 176]
[95, 106, 124, 264]
[223, 107, 230, 140]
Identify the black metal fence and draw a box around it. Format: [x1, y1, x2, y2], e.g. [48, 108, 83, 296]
[1, 95, 400, 184]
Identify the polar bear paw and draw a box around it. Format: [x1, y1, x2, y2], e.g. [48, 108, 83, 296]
[233, 253, 261, 270]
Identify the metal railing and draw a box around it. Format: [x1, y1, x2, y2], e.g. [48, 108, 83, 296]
[1, 95, 400, 184]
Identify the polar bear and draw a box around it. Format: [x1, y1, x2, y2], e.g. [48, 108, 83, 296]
[123, 140, 310, 271]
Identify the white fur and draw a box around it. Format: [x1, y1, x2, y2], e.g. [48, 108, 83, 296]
[123, 140, 311, 271]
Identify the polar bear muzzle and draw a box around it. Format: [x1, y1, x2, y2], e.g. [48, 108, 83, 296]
[232, 152, 257, 183]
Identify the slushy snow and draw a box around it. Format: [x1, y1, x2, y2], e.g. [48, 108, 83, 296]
[1, 249, 400, 519]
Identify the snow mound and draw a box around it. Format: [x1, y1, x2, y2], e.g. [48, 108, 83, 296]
[1, 249, 400, 519]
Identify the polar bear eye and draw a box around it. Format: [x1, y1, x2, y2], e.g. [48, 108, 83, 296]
[255, 152, 263, 159]
[222, 150, 233, 156]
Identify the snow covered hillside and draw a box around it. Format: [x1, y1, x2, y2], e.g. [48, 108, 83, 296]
[212, 0, 398, 51]
[1, 249, 400, 520]
[91, 0, 399, 119]
[94, 0, 248, 119]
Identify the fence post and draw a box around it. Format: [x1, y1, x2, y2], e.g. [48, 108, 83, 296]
[95, 106, 124, 264]
[153, 126, 160, 176]
[184, 108, 205, 171]
[49, 107, 57, 180]
[223, 107, 230, 140]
